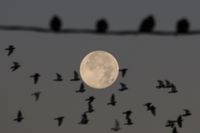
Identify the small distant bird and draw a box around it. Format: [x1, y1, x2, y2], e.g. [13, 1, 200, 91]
[144, 103, 156, 116]
[111, 120, 121, 131]
[49, 15, 62, 32]
[176, 18, 190, 34]
[13, 110, 24, 122]
[182, 109, 192, 117]
[30, 73, 41, 85]
[5, 45, 15, 56]
[54, 116, 65, 127]
[31, 91, 41, 101]
[165, 80, 172, 88]
[172, 127, 178, 133]
[168, 84, 178, 94]
[79, 112, 89, 124]
[165, 120, 176, 128]
[144, 102, 152, 110]
[53, 73, 63, 81]
[76, 82, 85, 93]
[10, 62, 20, 72]
[156, 80, 165, 89]
[119, 83, 128, 91]
[70, 71, 80, 81]
[107, 94, 117, 106]
[85, 96, 95, 103]
[86, 96, 96, 113]
[176, 115, 183, 128]
[96, 19, 109, 33]
[119, 68, 128, 78]
[139, 15, 155, 33]
[123, 110, 133, 125]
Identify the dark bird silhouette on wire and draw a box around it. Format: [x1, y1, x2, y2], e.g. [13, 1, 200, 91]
[96, 19, 109, 33]
[85, 96, 95, 113]
[156, 80, 165, 89]
[76, 82, 85, 93]
[10, 62, 20, 72]
[31, 91, 41, 101]
[119, 83, 128, 91]
[70, 71, 80, 81]
[53, 73, 63, 81]
[49, 15, 62, 32]
[79, 112, 89, 124]
[172, 127, 178, 133]
[119, 68, 128, 78]
[176, 115, 183, 128]
[165, 120, 176, 128]
[144, 103, 156, 116]
[13, 110, 24, 122]
[111, 120, 121, 131]
[54, 116, 65, 127]
[30, 73, 40, 85]
[176, 18, 190, 34]
[168, 83, 178, 94]
[182, 109, 192, 117]
[5, 45, 15, 56]
[139, 15, 155, 33]
[123, 110, 133, 125]
[107, 93, 117, 106]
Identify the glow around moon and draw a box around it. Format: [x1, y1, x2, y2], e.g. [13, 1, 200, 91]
[80, 50, 119, 89]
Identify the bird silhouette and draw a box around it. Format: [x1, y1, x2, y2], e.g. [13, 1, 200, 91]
[70, 71, 80, 81]
[76, 82, 85, 93]
[111, 120, 121, 131]
[123, 110, 133, 125]
[13, 110, 24, 122]
[79, 112, 89, 124]
[176, 18, 190, 34]
[139, 15, 155, 33]
[30, 73, 40, 84]
[182, 109, 192, 117]
[165, 80, 172, 88]
[5, 45, 15, 56]
[119, 68, 128, 78]
[31, 91, 41, 101]
[156, 80, 165, 89]
[96, 18, 109, 33]
[107, 93, 117, 106]
[49, 15, 62, 32]
[54, 116, 65, 127]
[144, 102, 152, 110]
[144, 103, 156, 116]
[176, 115, 183, 128]
[53, 73, 63, 81]
[168, 83, 178, 94]
[85, 96, 95, 103]
[119, 83, 128, 91]
[172, 127, 178, 133]
[10, 62, 20, 72]
[165, 120, 176, 128]
[86, 96, 95, 113]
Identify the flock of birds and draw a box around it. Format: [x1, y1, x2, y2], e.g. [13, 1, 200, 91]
[4, 45, 192, 133]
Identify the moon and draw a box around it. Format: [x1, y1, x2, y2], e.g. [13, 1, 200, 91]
[80, 50, 119, 89]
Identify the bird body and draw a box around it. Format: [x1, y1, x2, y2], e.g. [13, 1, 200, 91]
[176, 18, 190, 34]
[30, 73, 40, 84]
[10, 62, 21, 72]
[182, 109, 192, 117]
[79, 112, 89, 124]
[123, 110, 133, 125]
[13, 110, 24, 122]
[156, 80, 165, 89]
[50, 15, 62, 32]
[119, 68, 128, 78]
[139, 15, 155, 33]
[176, 115, 183, 128]
[5, 45, 15, 56]
[53, 73, 63, 81]
[54, 116, 65, 127]
[119, 83, 128, 91]
[70, 71, 80, 81]
[76, 83, 85, 93]
[107, 94, 117, 106]
[96, 19, 109, 33]
[31, 91, 41, 101]
[111, 120, 121, 131]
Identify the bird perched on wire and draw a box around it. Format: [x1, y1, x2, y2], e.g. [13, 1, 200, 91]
[139, 15, 155, 33]
[54, 116, 65, 127]
[96, 18, 109, 33]
[5, 45, 15, 56]
[176, 18, 190, 34]
[49, 15, 62, 32]
[13, 110, 24, 123]
[10, 62, 21, 72]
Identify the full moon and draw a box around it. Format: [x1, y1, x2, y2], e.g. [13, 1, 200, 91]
[80, 50, 119, 89]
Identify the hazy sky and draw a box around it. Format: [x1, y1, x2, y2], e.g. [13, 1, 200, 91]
[0, 0, 199, 133]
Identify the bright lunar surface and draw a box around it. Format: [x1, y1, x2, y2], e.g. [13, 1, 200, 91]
[80, 50, 119, 89]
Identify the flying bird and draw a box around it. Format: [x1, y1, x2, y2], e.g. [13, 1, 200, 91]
[96, 18, 109, 33]
[30, 73, 41, 84]
[54, 116, 65, 127]
[182, 109, 192, 117]
[107, 93, 117, 106]
[13, 110, 24, 122]
[85, 96, 95, 103]
[70, 71, 80, 81]
[79, 112, 89, 124]
[139, 15, 155, 33]
[144, 102, 152, 110]
[111, 120, 121, 131]
[53, 73, 63, 81]
[119, 68, 128, 78]
[165, 80, 172, 88]
[176, 115, 183, 128]
[168, 83, 178, 94]
[123, 110, 133, 125]
[156, 80, 165, 89]
[119, 83, 128, 91]
[172, 127, 178, 133]
[176, 18, 190, 34]
[144, 103, 156, 116]
[31, 91, 41, 101]
[49, 15, 62, 32]
[10, 62, 21, 72]
[86, 96, 95, 113]
[76, 82, 86, 93]
[165, 120, 176, 128]
[5, 45, 15, 56]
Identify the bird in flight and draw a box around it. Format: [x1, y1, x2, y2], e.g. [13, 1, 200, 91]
[168, 83, 178, 94]
[156, 80, 165, 89]
[144, 102, 156, 116]
[85, 96, 95, 113]
[54, 116, 65, 127]
[119, 68, 128, 78]
[176, 115, 183, 128]
[165, 80, 172, 88]
[10, 62, 21, 72]
[79, 112, 89, 125]
[5, 45, 15, 56]
[76, 82, 86, 93]
[119, 83, 128, 91]
[172, 127, 178, 133]
[182, 109, 192, 117]
[107, 93, 117, 106]
[53, 73, 63, 81]
[30, 73, 41, 85]
[70, 71, 80, 81]
[123, 110, 133, 125]
[111, 120, 121, 131]
[31, 91, 41, 101]
[165, 120, 176, 128]
[13, 110, 24, 123]
[139, 15, 155, 33]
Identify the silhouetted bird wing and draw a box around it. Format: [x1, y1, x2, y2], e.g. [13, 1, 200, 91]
[183, 109, 191, 116]
[150, 106, 156, 116]
[18, 110, 23, 118]
[156, 80, 165, 88]
[177, 115, 183, 128]
[144, 102, 152, 110]
[56, 73, 62, 79]
[172, 127, 178, 133]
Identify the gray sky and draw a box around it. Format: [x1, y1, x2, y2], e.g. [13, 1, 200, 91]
[0, 0, 199, 133]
